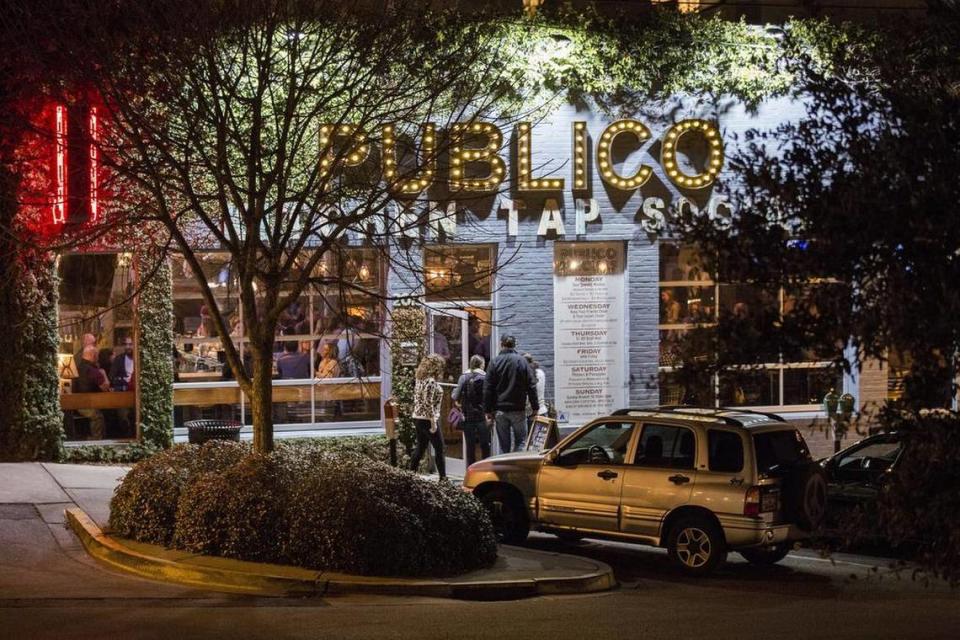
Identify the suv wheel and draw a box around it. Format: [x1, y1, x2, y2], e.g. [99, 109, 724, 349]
[667, 516, 727, 576]
[480, 488, 529, 545]
[739, 543, 791, 566]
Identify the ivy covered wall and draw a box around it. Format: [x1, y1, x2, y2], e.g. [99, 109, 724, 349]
[388, 302, 426, 452]
[135, 256, 174, 448]
[0, 249, 64, 461]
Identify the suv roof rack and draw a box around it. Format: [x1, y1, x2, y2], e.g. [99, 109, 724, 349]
[716, 406, 785, 422]
[611, 405, 786, 426]
[611, 406, 740, 426]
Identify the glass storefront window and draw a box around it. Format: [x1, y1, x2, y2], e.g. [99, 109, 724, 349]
[783, 367, 844, 406]
[718, 283, 779, 324]
[659, 286, 716, 325]
[172, 247, 385, 428]
[659, 370, 716, 407]
[424, 244, 495, 302]
[719, 369, 781, 407]
[659, 328, 715, 368]
[659, 243, 842, 409]
[57, 253, 137, 441]
[660, 243, 712, 282]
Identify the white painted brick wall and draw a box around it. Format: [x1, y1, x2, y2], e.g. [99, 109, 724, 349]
[386, 97, 815, 412]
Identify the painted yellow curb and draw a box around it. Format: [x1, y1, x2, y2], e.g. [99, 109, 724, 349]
[65, 507, 616, 599]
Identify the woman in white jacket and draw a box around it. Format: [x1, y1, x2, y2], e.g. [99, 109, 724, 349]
[409, 353, 447, 480]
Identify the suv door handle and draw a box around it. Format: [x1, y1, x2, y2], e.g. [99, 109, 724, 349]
[668, 474, 691, 485]
[597, 470, 619, 480]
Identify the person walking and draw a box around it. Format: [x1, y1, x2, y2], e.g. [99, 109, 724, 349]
[409, 353, 447, 480]
[452, 355, 491, 466]
[523, 352, 547, 429]
[484, 335, 538, 453]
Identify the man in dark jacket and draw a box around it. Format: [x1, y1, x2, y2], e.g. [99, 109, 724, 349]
[483, 335, 538, 453]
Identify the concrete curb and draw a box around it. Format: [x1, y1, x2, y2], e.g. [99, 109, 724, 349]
[65, 508, 616, 599]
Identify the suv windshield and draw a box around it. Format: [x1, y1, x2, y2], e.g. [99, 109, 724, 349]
[754, 429, 811, 476]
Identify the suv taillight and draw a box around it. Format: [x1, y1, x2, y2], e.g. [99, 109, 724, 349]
[744, 486, 780, 517]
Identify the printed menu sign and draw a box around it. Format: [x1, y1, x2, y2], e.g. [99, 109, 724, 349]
[553, 242, 627, 426]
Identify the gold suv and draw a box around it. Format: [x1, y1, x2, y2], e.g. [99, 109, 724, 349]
[463, 407, 828, 575]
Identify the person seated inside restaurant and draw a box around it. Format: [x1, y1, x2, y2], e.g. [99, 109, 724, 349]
[277, 341, 311, 379]
[316, 341, 340, 379]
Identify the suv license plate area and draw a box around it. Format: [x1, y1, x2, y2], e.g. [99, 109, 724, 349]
[761, 488, 780, 513]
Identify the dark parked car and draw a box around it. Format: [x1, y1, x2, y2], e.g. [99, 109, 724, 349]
[821, 432, 902, 508]
[820, 432, 904, 542]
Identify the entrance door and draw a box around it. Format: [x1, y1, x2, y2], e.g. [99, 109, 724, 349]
[428, 309, 469, 383]
[428, 307, 494, 381]
[537, 420, 638, 534]
[619, 423, 698, 539]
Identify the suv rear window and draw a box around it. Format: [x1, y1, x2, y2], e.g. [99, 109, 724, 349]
[753, 429, 812, 475]
[708, 430, 744, 473]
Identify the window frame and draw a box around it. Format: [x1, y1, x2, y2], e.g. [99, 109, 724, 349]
[658, 242, 843, 411]
[633, 422, 698, 471]
[555, 419, 640, 467]
[171, 247, 386, 430]
[57, 251, 139, 443]
[706, 428, 746, 474]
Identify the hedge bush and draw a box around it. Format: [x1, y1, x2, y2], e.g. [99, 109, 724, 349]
[874, 409, 960, 587]
[174, 454, 289, 562]
[108, 441, 248, 545]
[284, 453, 496, 576]
[275, 435, 410, 468]
[111, 443, 496, 578]
[61, 443, 160, 465]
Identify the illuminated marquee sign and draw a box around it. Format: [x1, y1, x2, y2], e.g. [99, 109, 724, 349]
[322, 117, 724, 194]
[323, 117, 728, 238]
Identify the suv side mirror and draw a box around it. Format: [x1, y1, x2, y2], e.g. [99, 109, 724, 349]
[545, 449, 559, 465]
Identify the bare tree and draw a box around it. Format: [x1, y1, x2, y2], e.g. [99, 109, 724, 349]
[8, 0, 547, 452]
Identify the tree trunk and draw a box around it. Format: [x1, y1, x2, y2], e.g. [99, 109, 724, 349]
[249, 340, 275, 453]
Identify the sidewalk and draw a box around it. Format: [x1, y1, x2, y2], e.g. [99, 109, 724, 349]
[0, 462, 615, 599]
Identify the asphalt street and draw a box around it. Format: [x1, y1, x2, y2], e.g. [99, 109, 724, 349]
[2, 501, 958, 640]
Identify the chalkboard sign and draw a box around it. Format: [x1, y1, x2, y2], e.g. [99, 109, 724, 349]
[525, 416, 560, 453]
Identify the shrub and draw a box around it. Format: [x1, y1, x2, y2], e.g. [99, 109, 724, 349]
[874, 409, 960, 586]
[276, 435, 410, 468]
[61, 443, 159, 465]
[285, 454, 496, 576]
[174, 454, 289, 562]
[110, 442, 497, 577]
[108, 441, 248, 545]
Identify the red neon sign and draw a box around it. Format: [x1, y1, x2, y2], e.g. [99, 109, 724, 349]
[52, 104, 67, 225]
[89, 106, 98, 223]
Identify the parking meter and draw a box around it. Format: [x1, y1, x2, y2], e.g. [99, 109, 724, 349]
[823, 389, 839, 418]
[839, 393, 855, 420]
[823, 389, 841, 453]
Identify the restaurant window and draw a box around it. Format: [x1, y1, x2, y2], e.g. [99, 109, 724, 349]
[424, 244, 496, 383]
[424, 244, 495, 303]
[172, 247, 384, 429]
[659, 243, 842, 410]
[57, 253, 137, 441]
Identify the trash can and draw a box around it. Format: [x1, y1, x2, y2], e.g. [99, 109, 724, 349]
[185, 419, 242, 445]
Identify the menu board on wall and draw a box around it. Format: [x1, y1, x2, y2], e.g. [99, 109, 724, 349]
[553, 241, 627, 426]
